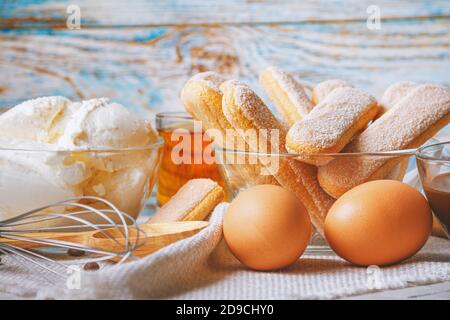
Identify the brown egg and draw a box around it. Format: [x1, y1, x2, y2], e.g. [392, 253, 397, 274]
[325, 180, 432, 266]
[223, 184, 312, 271]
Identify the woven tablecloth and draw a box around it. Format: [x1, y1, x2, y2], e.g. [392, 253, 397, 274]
[0, 203, 449, 299]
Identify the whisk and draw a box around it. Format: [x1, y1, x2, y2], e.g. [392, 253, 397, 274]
[0, 196, 209, 282]
[0, 196, 146, 281]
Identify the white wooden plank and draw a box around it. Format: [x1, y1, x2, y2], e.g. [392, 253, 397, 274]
[1, 19, 449, 117]
[1, 0, 450, 27]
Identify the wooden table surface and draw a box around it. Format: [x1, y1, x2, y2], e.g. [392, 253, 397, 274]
[1, 0, 449, 117]
[0, 0, 449, 299]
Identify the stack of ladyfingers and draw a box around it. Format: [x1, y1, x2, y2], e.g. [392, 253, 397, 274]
[178, 68, 450, 235]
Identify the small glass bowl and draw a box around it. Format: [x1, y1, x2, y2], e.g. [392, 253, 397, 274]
[0, 140, 163, 223]
[416, 141, 450, 239]
[214, 146, 415, 253]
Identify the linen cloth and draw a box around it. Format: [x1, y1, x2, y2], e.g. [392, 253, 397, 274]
[0, 203, 449, 299]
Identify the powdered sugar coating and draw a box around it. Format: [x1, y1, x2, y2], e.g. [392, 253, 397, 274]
[288, 87, 377, 150]
[379, 81, 417, 115]
[348, 84, 449, 153]
[319, 84, 450, 197]
[188, 71, 224, 93]
[267, 67, 313, 117]
[222, 80, 286, 131]
[222, 80, 287, 153]
[312, 79, 353, 104]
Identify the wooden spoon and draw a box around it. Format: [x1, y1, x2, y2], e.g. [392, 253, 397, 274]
[0, 221, 209, 257]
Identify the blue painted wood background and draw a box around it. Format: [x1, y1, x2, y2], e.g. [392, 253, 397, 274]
[1, 0, 449, 120]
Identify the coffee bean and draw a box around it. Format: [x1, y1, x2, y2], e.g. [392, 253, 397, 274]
[67, 248, 86, 257]
[83, 262, 100, 271]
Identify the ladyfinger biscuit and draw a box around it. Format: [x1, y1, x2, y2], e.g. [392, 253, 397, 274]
[312, 79, 353, 105]
[181, 72, 278, 186]
[379, 81, 418, 180]
[221, 80, 335, 233]
[286, 87, 378, 158]
[149, 178, 224, 223]
[318, 84, 450, 198]
[181, 71, 228, 144]
[378, 81, 417, 118]
[259, 67, 313, 125]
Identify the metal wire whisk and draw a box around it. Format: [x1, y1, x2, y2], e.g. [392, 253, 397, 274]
[0, 196, 147, 281]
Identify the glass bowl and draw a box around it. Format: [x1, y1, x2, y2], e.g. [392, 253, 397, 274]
[214, 146, 415, 253]
[416, 141, 450, 239]
[0, 139, 163, 224]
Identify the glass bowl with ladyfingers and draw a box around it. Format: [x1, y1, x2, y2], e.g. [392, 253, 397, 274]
[179, 69, 450, 251]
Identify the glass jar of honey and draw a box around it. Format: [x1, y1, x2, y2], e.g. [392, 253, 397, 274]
[155, 112, 226, 206]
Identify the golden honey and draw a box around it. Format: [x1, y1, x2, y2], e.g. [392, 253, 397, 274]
[156, 129, 226, 206]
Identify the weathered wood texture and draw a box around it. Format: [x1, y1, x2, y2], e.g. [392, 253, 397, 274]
[0, 1, 449, 119]
[2, 0, 449, 27]
[1, 19, 449, 117]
